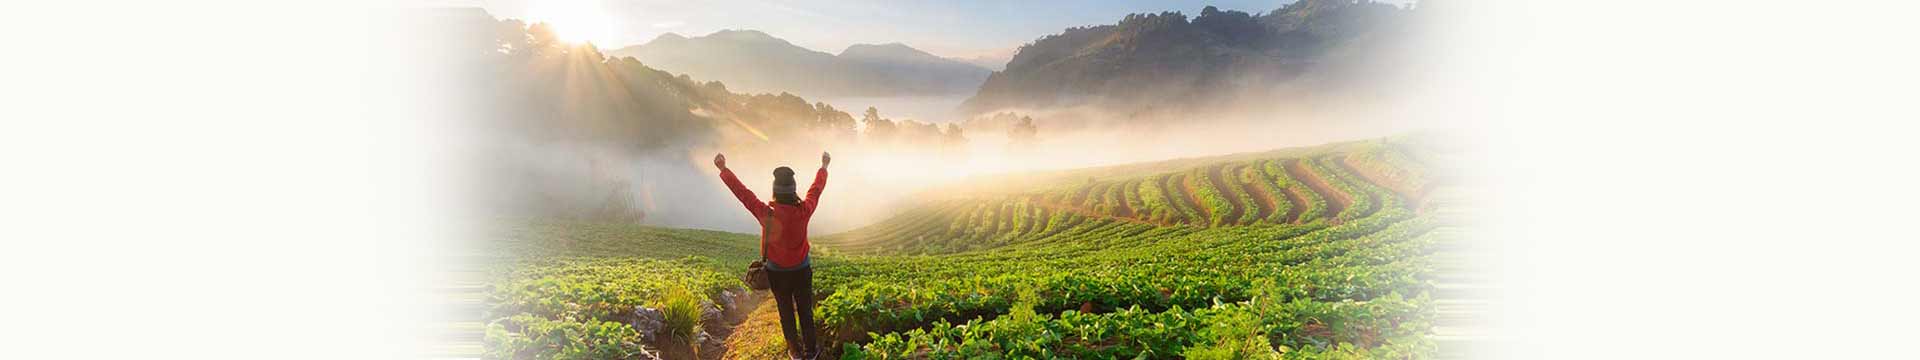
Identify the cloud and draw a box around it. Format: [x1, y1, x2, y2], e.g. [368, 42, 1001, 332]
[651, 21, 684, 29]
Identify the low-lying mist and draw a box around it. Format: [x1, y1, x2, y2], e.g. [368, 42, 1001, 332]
[479, 100, 1432, 235]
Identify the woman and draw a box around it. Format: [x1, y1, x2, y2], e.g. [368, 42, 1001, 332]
[714, 151, 828, 360]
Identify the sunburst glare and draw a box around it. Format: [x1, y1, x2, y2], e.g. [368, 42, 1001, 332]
[527, 0, 612, 44]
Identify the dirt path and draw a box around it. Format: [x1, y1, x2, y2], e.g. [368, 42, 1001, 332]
[1284, 159, 1349, 219]
[1235, 165, 1279, 223]
[1319, 157, 1380, 218]
[1151, 175, 1185, 224]
[1278, 186, 1310, 223]
[717, 294, 786, 360]
[1070, 183, 1095, 207]
[1205, 164, 1246, 225]
[1110, 180, 1136, 218]
[1083, 183, 1110, 216]
[1335, 154, 1423, 211]
[1174, 174, 1212, 225]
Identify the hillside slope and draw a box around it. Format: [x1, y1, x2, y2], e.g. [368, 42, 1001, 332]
[813, 135, 1478, 358]
[960, 1, 1418, 118]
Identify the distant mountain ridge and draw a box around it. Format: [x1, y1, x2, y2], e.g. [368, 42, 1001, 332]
[954, 52, 1015, 72]
[608, 30, 991, 98]
[839, 43, 940, 63]
[960, 0, 1420, 117]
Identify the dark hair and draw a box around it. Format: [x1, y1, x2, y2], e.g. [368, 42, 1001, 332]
[772, 166, 800, 205]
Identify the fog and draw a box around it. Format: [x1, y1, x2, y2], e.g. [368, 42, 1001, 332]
[481, 97, 1433, 235]
[419, 7, 1444, 235]
[817, 94, 973, 124]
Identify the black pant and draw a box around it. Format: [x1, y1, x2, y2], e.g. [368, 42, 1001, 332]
[768, 266, 817, 358]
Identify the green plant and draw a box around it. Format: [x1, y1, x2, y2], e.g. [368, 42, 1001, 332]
[657, 284, 704, 346]
[483, 314, 647, 360]
[1186, 308, 1279, 360]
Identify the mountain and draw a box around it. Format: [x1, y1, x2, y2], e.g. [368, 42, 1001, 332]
[838, 43, 995, 95]
[607, 31, 991, 98]
[838, 43, 948, 64]
[947, 47, 1018, 71]
[959, 1, 1419, 117]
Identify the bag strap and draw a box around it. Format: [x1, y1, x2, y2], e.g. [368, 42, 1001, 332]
[758, 213, 773, 260]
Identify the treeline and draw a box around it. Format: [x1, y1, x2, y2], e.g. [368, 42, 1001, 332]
[861, 107, 967, 154]
[963, 111, 1041, 151]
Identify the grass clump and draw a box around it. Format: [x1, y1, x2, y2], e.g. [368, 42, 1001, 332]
[658, 284, 705, 346]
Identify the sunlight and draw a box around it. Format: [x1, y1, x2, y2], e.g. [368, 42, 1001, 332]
[528, 0, 612, 45]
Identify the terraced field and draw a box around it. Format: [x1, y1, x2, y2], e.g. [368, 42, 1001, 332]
[446, 135, 1481, 359]
[824, 141, 1435, 253]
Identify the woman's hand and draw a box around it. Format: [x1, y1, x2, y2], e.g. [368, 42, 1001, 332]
[821, 152, 831, 168]
[714, 153, 727, 169]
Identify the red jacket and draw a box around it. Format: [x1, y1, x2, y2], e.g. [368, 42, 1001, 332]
[720, 166, 826, 269]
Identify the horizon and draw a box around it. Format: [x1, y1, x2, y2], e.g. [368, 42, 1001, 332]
[463, 0, 1416, 63]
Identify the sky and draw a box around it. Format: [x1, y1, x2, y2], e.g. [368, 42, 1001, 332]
[464, 0, 1357, 61]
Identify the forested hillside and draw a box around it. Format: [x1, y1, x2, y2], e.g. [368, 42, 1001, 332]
[429, 9, 967, 227]
[961, 0, 1421, 119]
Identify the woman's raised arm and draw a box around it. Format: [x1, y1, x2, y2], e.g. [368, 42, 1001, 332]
[715, 153, 770, 218]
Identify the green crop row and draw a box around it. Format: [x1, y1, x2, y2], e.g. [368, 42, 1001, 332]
[1345, 148, 1429, 197]
[844, 289, 1435, 359]
[1301, 157, 1374, 222]
[1316, 155, 1404, 213]
[1164, 174, 1208, 225]
[1191, 167, 1239, 227]
[1120, 179, 1148, 220]
[1135, 174, 1178, 224]
[1263, 160, 1327, 223]
[484, 314, 648, 360]
[484, 257, 739, 322]
[815, 208, 1428, 340]
[1242, 164, 1295, 224]
[477, 228, 761, 358]
[1223, 164, 1266, 225]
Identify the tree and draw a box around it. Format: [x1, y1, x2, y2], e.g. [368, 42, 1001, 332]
[942, 123, 968, 149]
[1008, 116, 1039, 154]
[938, 123, 970, 159]
[862, 106, 897, 144]
[813, 102, 857, 140]
[1008, 116, 1038, 143]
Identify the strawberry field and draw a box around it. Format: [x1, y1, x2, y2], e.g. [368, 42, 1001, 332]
[466, 137, 1466, 359]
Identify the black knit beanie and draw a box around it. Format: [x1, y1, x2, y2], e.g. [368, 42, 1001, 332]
[771, 166, 798, 203]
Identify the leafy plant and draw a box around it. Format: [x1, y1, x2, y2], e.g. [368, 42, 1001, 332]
[1186, 308, 1279, 360]
[483, 314, 648, 360]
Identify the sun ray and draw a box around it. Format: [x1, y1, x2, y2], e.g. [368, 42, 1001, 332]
[528, 0, 612, 44]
